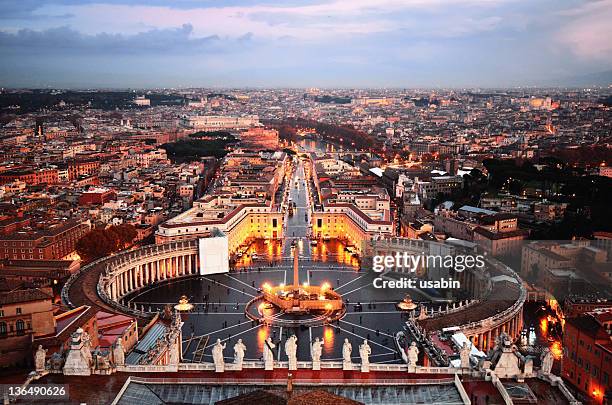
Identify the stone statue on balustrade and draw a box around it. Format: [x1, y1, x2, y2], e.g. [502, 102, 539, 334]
[460, 341, 471, 369]
[359, 339, 371, 372]
[93, 350, 112, 374]
[263, 337, 276, 370]
[212, 339, 226, 372]
[112, 338, 125, 367]
[540, 347, 554, 376]
[311, 337, 324, 370]
[81, 331, 93, 367]
[342, 338, 352, 370]
[35, 345, 47, 373]
[407, 341, 419, 368]
[48, 352, 63, 372]
[63, 328, 92, 376]
[233, 339, 246, 370]
[285, 335, 298, 371]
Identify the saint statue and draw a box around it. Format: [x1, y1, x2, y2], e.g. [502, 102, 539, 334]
[459, 341, 470, 368]
[359, 339, 371, 371]
[263, 337, 276, 370]
[35, 345, 47, 372]
[233, 339, 246, 367]
[311, 337, 323, 363]
[407, 341, 419, 366]
[212, 338, 226, 372]
[285, 335, 298, 370]
[540, 347, 554, 375]
[342, 338, 352, 365]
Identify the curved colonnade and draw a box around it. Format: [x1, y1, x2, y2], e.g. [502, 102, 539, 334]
[367, 237, 526, 353]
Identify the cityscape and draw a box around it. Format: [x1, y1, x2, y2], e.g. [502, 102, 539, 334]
[1, 1, 612, 405]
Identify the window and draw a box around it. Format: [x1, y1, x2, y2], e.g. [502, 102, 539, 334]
[16, 319, 25, 332]
[0, 322, 6, 334]
[16, 307, 22, 315]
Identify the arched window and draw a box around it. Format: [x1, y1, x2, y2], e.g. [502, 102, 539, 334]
[16, 319, 25, 333]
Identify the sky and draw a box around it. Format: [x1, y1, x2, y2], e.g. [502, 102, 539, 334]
[1, 0, 611, 88]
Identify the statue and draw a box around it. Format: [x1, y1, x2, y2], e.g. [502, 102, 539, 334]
[342, 338, 352, 370]
[35, 345, 47, 372]
[212, 339, 226, 372]
[63, 328, 92, 376]
[112, 338, 125, 367]
[81, 331, 93, 367]
[311, 337, 324, 370]
[459, 341, 471, 368]
[233, 339, 246, 369]
[359, 339, 371, 372]
[540, 347, 554, 375]
[263, 337, 276, 370]
[407, 341, 419, 367]
[93, 351, 112, 374]
[48, 352, 63, 372]
[285, 335, 298, 371]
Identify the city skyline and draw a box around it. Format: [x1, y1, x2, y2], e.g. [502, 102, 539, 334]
[2, 0, 612, 88]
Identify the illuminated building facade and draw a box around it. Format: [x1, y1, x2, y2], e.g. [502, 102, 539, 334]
[155, 151, 288, 253]
[562, 309, 612, 404]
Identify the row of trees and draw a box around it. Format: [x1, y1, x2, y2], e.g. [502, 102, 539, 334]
[76, 224, 138, 261]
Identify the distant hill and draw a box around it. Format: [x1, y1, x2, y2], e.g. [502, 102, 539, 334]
[549, 70, 612, 87]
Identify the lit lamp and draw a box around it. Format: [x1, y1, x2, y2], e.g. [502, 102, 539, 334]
[174, 295, 194, 312]
[397, 295, 418, 311]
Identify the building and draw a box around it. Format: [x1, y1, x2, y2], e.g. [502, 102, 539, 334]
[472, 214, 528, 257]
[156, 151, 288, 252]
[180, 115, 259, 130]
[0, 168, 59, 186]
[0, 219, 90, 260]
[239, 127, 279, 150]
[533, 201, 568, 223]
[133, 96, 151, 106]
[562, 309, 612, 404]
[413, 176, 463, 201]
[0, 285, 55, 368]
[78, 187, 117, 206]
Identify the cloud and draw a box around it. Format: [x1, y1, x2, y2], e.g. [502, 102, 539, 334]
[0, 24, 239, 55]
[17, 0, 513, 41]
[555, 0, 612, 62]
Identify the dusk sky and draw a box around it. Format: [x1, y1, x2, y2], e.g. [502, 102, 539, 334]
[1, 0, 611, 88]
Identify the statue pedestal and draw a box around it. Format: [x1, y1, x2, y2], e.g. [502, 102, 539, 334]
[264, 361, 274, 371]
[343, 361, 352, 371]
[215, 364, 224, 373]
[288, 359, 297, 371]
[234, 361, 243, 371]
[312, 360, 321, 371]
[361, 363, 369, 373]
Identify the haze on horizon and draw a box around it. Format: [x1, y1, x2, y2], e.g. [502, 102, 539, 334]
[1, 0, 611, 89]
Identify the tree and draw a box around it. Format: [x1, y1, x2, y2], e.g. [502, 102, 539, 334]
[76, 224, 138, 261]
[76, 229, 117, 261]
[109, 224, 137, 248]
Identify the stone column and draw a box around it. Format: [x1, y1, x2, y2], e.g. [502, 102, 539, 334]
[487, 330, 492, 352]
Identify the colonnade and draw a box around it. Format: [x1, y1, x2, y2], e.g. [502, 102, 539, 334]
[100, 240, 200, 303]
[466, 309, 524, 352]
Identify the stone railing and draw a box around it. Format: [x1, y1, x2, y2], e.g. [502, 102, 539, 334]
[61, 254, 116, 308]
